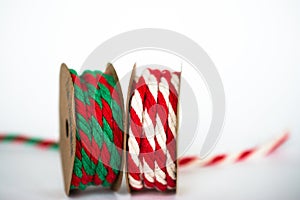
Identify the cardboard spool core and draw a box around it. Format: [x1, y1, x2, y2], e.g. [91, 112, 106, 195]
[59, 63, 125, 195]
[125, 65, 181, 193]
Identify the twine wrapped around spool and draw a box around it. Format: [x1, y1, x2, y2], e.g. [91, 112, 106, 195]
[125, 65, 181, 192]
[59, 63, 125, 195]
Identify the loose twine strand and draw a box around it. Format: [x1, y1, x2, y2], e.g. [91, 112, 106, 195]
[0, 131, 289, 167]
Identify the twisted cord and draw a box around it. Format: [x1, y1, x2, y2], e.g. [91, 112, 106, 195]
[69, 68, 123, 190]
[127, 75, 147, 190]
[178, 131, 289, 168]
[127, 68, 180, 191]
[0, 134, 58, 149]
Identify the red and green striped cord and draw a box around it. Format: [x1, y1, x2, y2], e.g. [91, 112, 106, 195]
[68, 69, 123, 190]
[0, 134, 58, 149]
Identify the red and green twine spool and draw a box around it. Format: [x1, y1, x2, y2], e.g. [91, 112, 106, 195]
[68, 68, 123, 190]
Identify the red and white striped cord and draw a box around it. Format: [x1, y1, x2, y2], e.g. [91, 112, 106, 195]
[127, 68, 180, 191]
[127, 68, 290, 192]
[178, 131, 289, 168]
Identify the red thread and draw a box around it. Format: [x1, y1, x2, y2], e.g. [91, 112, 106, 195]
[236, 148, 255, 162]
[204, 154, 226, 166]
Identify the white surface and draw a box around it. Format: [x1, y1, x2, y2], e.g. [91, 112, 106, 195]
[0, 0, 300, 199]
[0, 142, 299, 199]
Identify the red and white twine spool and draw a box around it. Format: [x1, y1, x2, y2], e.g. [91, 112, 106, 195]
[126, 67, 290, 192]
[127, 68, 180, 191]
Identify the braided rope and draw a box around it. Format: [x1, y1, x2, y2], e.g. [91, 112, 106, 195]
[127, 68, 180, 191]
[69, 69, 123, 190]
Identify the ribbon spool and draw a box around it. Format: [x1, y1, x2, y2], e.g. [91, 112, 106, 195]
[125, 65, 181, 192]
[59, 63, 125, 195]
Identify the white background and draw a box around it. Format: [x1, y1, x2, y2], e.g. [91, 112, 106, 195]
[0, 0, 299, 199]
